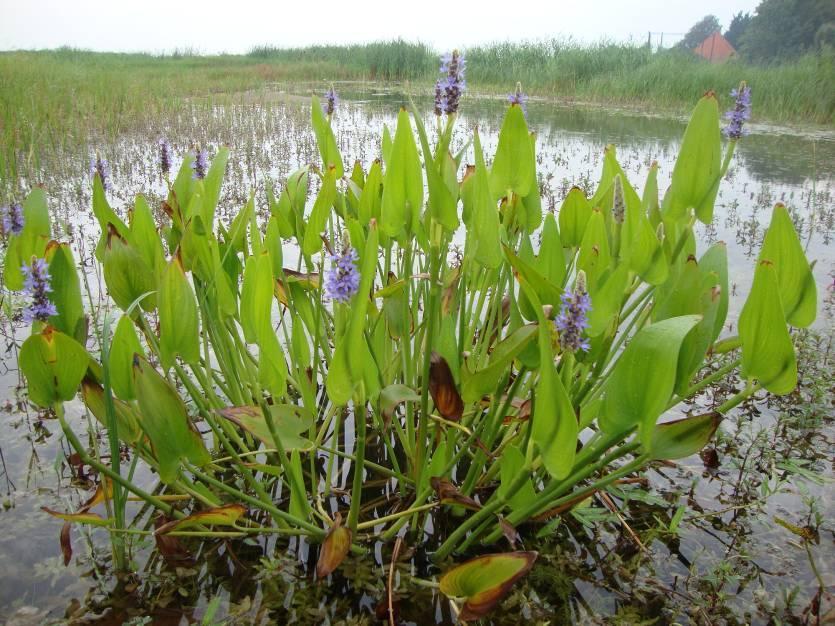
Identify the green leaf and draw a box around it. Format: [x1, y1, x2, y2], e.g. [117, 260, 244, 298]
[20, 327, 89, 408]
[133, 355, 211, 483]
[158, 254, 199, 371]
[489, 104, 534, 198]
[380, 109, 423, 240]
[288, 448, 311, 521]
[411, 102, 458, 231]
[44, 242, 85, 341]
[439, 552, 538, 620]
[469, 129, 502, 269]
[109, 315, 144, 401]
[155, 504, 247, 534]
[498, 444, 537, 511]
[80, 378, 143, 444]
[216, 405, 315, 452]
[4, 187, 52, 290]
[558, 187, 592, 248]
[536, 213, 565, 287]
[665, 93, 722, 223]
[130, 195, 166, 278]
[461, 324, 537, 403]
[102, 227, 157, 312]
[302, 169, 337, 257]
[739, 260, 797, 395]
[600, 315, 702, 446]
[91, 175, 130, 261]
[699, 243, 729, 342]
[647, 412, 721, 460]
[310, 95, 343, 178]
[576, 210, 611, 289]
[758, 203, 817, 328]
[200, 146, 229, 226]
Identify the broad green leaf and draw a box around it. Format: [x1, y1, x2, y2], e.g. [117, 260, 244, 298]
[109, 315, 144, 401]
[469, 129, 502, 268]
[380, 109, 423, 240]
[518, 132, 543, 231]
[642, 162, 661, 228]
[4, 187, 52, 289]
[576, 210, 611, 289]
[310, 95, 343, 178]
[133, 355, 211, 483]
[411, 103, 458, 231]
[288, 448, 311, 521]
[240, 252, 274, 344]
[461, 324, 537, 403]
[20, 327, 89, 408]
[91, 175, 130, 261]
[738, 261, 797, 395]
[699, 243, 729, 342]
[44, 242, 85, 341]
[489, 104, 534, 198]
[201, 146, 229, 226]
[536, 213, 565, 287]
[130, 195, 166, 277]
[599, 315, 702, 446]
[102, 227, 157, 312]
[158, 254, 199, 371]
[216, 404, 315, 452]
[80, 378, 143, 444]
[358, 160, 383, 225]
[665, 93, 722, 223]
[758, 204, 816, 328]
[586, 263, 629, 337]
[439, 552, 538, 620]
[558, 187, 592, 248]
[647, 412, 721, 460]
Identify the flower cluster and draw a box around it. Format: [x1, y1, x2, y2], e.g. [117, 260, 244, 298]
[722, 83, 751, 140]
[159, 139, 173, 176]
[555, 272, 591, 353]
[191, 149, 208, 180]
[324, 246, 361, 304]
[437, 50, 466, 115]
[1, 203, 24, 236]
[21, 258, 57, 323]
[507, 82, 528, 116]
[323, 87, 338, 116]
[90, 155, 111, 192]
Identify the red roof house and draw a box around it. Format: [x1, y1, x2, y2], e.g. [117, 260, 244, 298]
[694, 32, 736, 62]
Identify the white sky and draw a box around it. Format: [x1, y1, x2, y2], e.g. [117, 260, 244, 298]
[0, 0, 760, 54]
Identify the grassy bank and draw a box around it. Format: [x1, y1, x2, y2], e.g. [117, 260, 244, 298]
[1, 40, 832, 180]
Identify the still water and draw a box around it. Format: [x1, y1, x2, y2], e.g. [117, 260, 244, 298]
[1, 85, 833, 624]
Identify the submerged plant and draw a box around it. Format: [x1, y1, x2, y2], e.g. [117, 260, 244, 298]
[6, 80, 818, 620]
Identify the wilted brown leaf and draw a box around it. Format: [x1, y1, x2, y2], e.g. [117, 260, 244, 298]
[316, 513, 352, 579]
[428, 352, 464, 421]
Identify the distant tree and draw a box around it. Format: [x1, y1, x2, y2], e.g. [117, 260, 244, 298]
[724, 12, 752, 49]
[739, 0, 835, 62]
[677, 15, 722, 51]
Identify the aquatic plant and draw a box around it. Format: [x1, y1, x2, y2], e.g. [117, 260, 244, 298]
[1, 202, 24, 236]
[4, 87, 817, 618]
[722, 82, 752, 140]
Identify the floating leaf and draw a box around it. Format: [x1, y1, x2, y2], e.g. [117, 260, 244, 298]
[439, 551, 538, 620]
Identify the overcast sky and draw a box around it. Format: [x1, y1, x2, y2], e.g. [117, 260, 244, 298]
[0, 0, 761, 54]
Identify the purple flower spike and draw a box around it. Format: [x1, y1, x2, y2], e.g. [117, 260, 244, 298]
[159, 139, 173, 176]
[439, 50, 466, 115]
[555, 272, 591, 353]
[191, 149, 208, 180]
[507, 82, 528, 115]
[722, 83, 751, 140]
[20, 258, 57, 323]
[90, 155, 111, 192]
[434, 80, 445, 116]
[2, 203, 24, 236]
[323, 87, 338, 116]
[324, 246, 361, 304]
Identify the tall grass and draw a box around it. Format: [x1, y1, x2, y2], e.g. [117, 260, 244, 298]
[1, 40, 832, 183]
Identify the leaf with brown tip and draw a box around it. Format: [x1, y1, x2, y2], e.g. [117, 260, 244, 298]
[439, 551, 538, 620]
[429, 352, 464, 421]
[430, 477, 482, 512]
[316, 513, 352, 579]
[154, 504, 247, 535]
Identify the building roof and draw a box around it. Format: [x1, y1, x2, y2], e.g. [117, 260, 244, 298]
[694, 32, 736, 62]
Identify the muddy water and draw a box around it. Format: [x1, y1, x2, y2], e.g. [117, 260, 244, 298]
[0, 85, 833, 624]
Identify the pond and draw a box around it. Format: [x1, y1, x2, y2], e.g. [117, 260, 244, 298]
[1, 84, 833, 624]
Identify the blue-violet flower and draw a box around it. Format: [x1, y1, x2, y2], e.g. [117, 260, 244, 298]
[722, 83, 751, 140]
[21, 258, 57, 323]
[90, 156, 111, 192]
[555, 272, 591, 353]
[324, 246, 361, 304]
[160, 139, 173, 176]
[2, 203, 24, 236]
[192, 149, 208, 180]
[439, 50, 466, 115]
